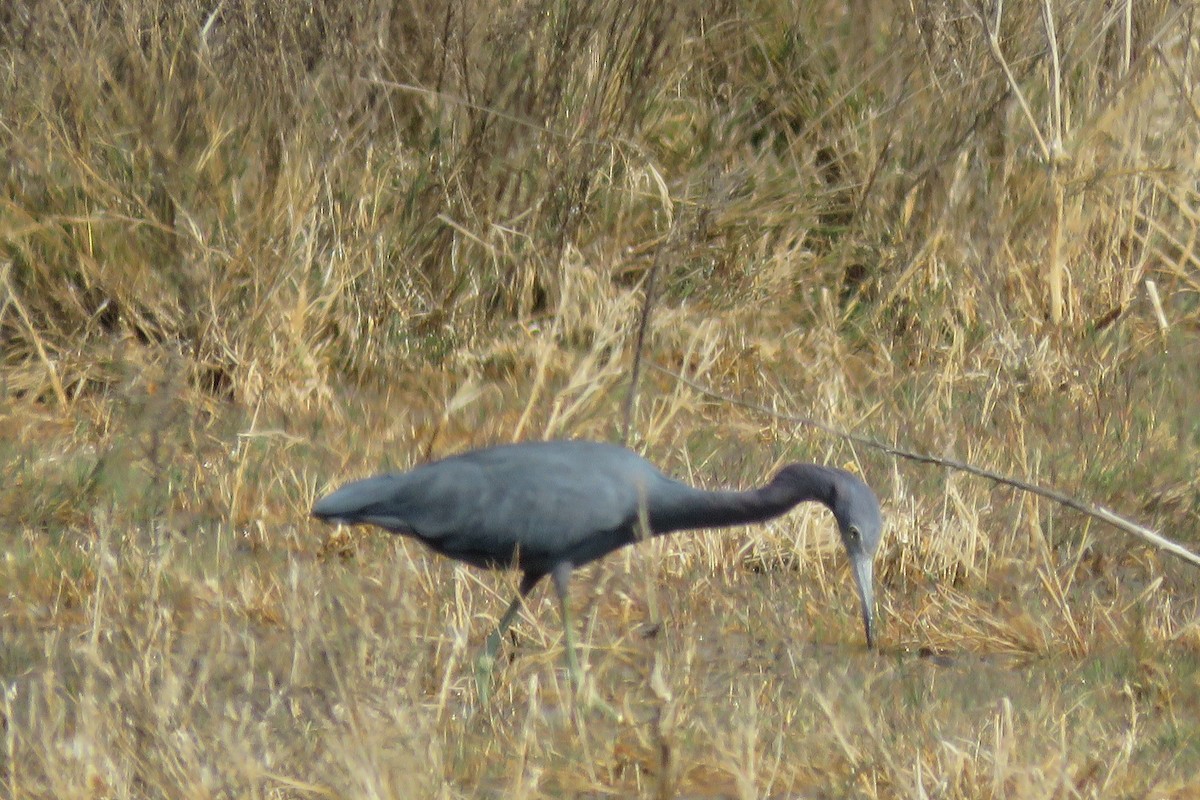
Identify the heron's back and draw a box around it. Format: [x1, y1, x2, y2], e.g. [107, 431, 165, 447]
[313, 441, 680, 574]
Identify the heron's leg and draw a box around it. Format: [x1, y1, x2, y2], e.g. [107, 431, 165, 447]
[549, 562, 622, 721]
[482, 589, 528, 663]
[476, 571, 541, 701]
[550, 562, 582, 691]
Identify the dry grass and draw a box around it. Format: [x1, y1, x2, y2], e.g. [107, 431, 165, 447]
[3, 0, 1200, 797]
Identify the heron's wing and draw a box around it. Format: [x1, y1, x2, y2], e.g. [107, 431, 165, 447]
[423, 453, 649, 564]
[315, 442, 671, 569]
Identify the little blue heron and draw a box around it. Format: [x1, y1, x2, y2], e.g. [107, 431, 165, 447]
[312, 440, 882, 697]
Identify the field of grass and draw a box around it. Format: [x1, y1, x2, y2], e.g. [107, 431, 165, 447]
[2, 0, 1199, 797]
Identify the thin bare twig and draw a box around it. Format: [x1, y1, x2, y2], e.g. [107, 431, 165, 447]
[622, 225, 677, 446]
[622, 257, 662, 446]
[652, 363, 1200, 570]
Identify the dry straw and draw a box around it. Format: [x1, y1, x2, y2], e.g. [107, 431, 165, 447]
[654, 363, 1200, 570]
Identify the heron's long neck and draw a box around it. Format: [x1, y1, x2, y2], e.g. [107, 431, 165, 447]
[647, 464, 835, 535]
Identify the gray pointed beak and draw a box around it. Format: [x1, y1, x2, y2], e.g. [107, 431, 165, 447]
[851, 555, 876, 649]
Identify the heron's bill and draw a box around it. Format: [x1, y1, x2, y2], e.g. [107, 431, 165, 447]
[852, 557, 876, 649]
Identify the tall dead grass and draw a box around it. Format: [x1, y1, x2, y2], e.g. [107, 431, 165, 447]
[2, 0, 1199, 797]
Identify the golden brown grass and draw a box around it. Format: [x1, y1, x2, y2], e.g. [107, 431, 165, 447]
[3, 0, 1200, 797]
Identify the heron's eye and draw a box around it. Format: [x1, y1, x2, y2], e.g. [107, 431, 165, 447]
[848, 526, 861, 544]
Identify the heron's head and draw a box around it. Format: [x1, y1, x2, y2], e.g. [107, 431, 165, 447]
[828, 469, 883, 649]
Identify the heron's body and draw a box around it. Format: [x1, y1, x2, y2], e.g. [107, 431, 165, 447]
[317, 441, 668, 572]
[313, 439, 882, 698]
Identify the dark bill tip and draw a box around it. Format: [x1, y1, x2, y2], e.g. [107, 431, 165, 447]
[852, 556, 876, 649]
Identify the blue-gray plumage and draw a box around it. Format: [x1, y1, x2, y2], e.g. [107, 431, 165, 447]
[312, 440, 882, 696]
